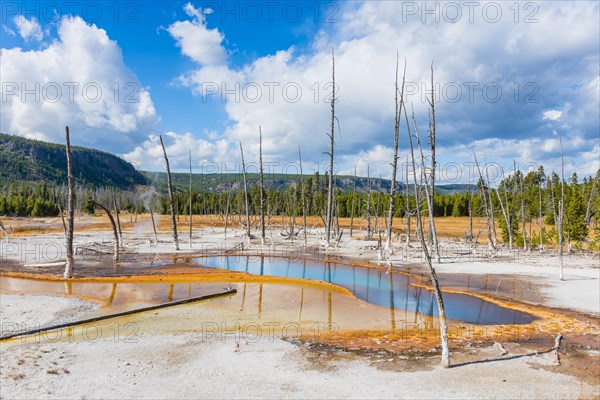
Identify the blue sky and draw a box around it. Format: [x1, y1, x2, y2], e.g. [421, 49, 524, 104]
[1, 1, 328, 136]
[1, 1, 598, 183]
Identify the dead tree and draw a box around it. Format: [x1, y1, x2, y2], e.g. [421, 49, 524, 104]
[189, 150, 193, 247]
[495, 168, 512, 249]
[112, 194, 123, 248]
[465, 190, 473, 243]
[325, 47, 336, 245]
[299, 146, 308, 246]
[223, 191, 231, 240]
[365, 164, 372, 240]
[0, 219, 8, 242]
[374, 176, 383, 245]
[350, 165, 357, 238]
[426, 63, 441, 262]
[91, 199, 119, 261]
[538, 174, 544, 252]
[585, 174, 598, 226]
[58, 201, 67, 240]
[239, 142, 251, 243]
[385, 54, 406, 251]
[64, 126, 75, 279]
[405, 157, 411, 244]
[515, 162, 527, 251]
[159, 135, 179, 251]
[411, 104, 439, 262]
[149, 198, 159, 245]
[291, 184, 297, 243]
[484, 164, 498, 248]
[259, 128, 266, 245]
[132, 193, 138, 224]
[558, 133, 565, 280]
[473, 153, 495, 254]
[404, 103, 450, 368]
[375, 177, 385, 260]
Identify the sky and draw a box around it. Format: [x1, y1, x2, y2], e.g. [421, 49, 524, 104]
[1, 0, 598, 185]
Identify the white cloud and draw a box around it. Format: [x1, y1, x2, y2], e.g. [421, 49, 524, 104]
[123, 131, 231, 171]
[13, 16, 43, 41]
[543, 110, 563, 121]
[167, 3, 226, 66]
[154, 1, 598, 178]
[0, 16, 159, 150]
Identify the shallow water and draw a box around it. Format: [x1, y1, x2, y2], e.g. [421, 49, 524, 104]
[194, 255, 537, 325]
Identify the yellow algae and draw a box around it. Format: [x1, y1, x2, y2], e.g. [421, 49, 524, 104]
[2, 254, 598, 353]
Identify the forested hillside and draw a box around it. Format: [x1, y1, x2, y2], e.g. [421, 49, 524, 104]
[0, 133, 147, 188]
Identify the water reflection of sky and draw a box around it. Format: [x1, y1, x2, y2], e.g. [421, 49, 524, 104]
[196, 256, 537, 325]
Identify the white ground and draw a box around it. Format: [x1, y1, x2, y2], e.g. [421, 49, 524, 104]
[1, 226, 599, 399]
[2, 228, 598, 314]
[1, 330, 596, 400]
[433, 259, 600, 315]
[0, 294, 98, 332]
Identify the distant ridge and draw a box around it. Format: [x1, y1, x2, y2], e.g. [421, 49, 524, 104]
[0, 132, 476, 194]
[0, 132, 146, 189]
[141, 171, 476, 194]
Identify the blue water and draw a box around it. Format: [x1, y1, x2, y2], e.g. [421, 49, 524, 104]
[195, 256, 537, 325]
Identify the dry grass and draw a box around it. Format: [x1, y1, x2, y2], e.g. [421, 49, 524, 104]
[2, 213, 592, 247]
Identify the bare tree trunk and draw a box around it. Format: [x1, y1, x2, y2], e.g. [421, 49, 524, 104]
[404, 103, 450, 368]
[189, 150, 193, 248]
[291, 184, 297, 244]
[405, 158, 411, 244]
[299, 147, 308, 246]
[366, 165, 372, 240]
[159, 135, 179, 251]
[149, 202, 158, 246]
[521, 185, 527, 251]
[484, 166, 497, 248]
[325, 48, 336, 245]
[91, 200, 119, 261]
[259, 128, 266, 245]
[64, 126, 75, 279]
[427, 63, 440, 262]
[585, 176, 597, 226]
[558, 133, 565, 280]
[473, 153, 495, 253]
[113, 194, 123, 248]
[58, 202, 67, 240]
[529, 217, 533, 252]
[495, 186, 512, 249]
[549, 179, 558, 228]
[133, 193, 138, 224]
[224, 191, 231, 240]
[516, 161, 527, 251]
[239, 142, 251, 243]
[374, 177, 383, 247]
[0, 219, 7, 242]
[539, 178, 544, 252]
[411, 104, 438, 261]
[386, 55, 405, 251]
[350, 165, 357, 238]
[467, 188, 473, 242]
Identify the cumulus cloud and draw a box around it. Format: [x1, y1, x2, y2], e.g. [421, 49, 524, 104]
[13, 16, 43, 41]
[167, 3, 227, 67]
[123, 131, 231, 171]
[146, 1, 598, 177]
[0, 16, 159, 150]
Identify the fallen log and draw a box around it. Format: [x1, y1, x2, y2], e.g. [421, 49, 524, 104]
[1, 288, 237, 340]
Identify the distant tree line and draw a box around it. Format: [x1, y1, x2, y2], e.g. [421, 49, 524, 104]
[0, 183, 60, 217]
[2, 168, 598, 246]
